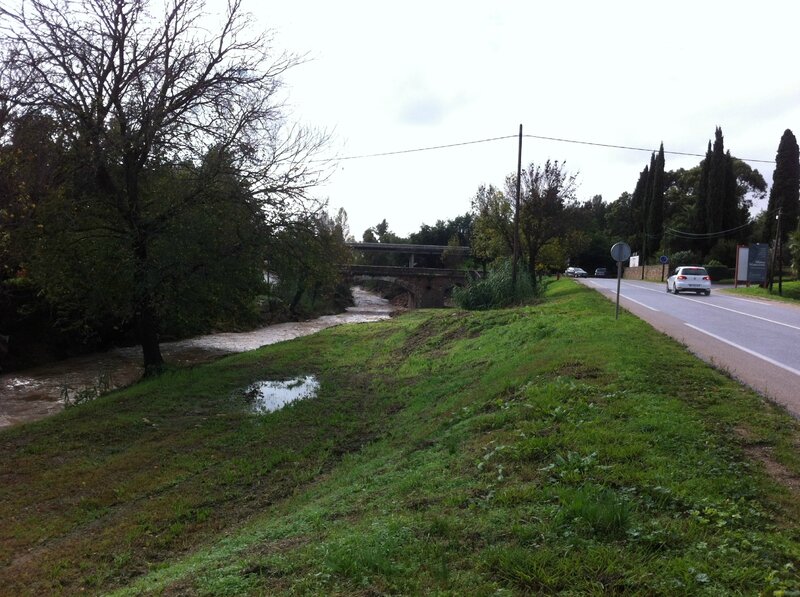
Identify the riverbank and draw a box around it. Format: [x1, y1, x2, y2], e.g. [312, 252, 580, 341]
[2, 280, 800, 594]
[0, 287, 393, 428]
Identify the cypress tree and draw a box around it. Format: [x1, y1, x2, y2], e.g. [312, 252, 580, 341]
[631, 165, 649, 254]
[642, 153, 656, 261]
[721, 150, 739, 233]
[694, 127, 738, 258]
[766, 129, 800, 243]
[706, 127, 726, 240]
[647, 143, 666, 253]
[694, 141, 712, 254]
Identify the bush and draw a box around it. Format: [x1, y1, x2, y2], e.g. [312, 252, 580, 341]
[453, 260, 544, 310]
[703, 265, 734, 282]
[707, 239, 737, 267]
[789, 229, 800, 277]
[669, 250, 699, 267]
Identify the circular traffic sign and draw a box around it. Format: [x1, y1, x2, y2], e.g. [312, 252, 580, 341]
[659, 255, 669, 264]
[610, 242, 631, 262]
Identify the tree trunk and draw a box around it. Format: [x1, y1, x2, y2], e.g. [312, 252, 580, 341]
[137, 299, 164, 377]
[133, 234, 164, 376]
[527, 247, 538, 288]
[289, 275, 307, 317]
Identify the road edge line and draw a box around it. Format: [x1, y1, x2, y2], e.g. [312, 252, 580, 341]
[685, 323, 800, 377]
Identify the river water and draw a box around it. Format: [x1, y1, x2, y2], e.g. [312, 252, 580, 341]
[0, 287, 394, 429]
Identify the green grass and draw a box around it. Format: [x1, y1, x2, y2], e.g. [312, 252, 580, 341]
[723, 279, 800, 303]
[2, 279, 800, 595]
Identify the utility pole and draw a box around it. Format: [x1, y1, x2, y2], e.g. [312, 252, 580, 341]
[512, 124, 522, 293]
[778, 208, 784, 296]
[641, 216, 647, 280]
[769, 207, 782, 293]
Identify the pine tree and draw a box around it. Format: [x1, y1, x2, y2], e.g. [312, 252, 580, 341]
[766, 129, 800, 243]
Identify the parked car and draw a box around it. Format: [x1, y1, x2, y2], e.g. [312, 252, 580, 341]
[594, 267, 608, 278]
[565, 267, 588, 278]
[666, 266, 711, 295]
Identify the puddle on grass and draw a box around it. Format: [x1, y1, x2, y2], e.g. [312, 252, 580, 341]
[243, 375, 320, 414]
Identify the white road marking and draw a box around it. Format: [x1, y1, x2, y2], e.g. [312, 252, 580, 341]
[589, 281, 800, 327]
[603, 281, 800, 330]
[619, 295, 659, 311]
[625, 282, 667, 294]
[685, 324, 800, 377]
[585, 281, 659, 310]
[677, 295, 800, 331]
[722, 296, 776, 306]
[626, 281, 775, 306]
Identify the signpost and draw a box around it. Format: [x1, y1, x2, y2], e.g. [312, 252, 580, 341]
[611, 242, 632, 320]
[659, 255, 669, 282]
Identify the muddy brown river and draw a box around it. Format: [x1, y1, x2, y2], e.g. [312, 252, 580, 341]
[0, 287, 394, 429]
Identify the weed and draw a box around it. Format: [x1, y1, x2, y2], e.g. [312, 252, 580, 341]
[556, 485, 632, 539]
[453, 260, 546, 309]
[60, 372, 112, 407]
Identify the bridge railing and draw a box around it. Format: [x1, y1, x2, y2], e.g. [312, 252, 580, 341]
[346, 242, 472, 268]
[345, 242, 471, 255]
[342, 264, 479, 279]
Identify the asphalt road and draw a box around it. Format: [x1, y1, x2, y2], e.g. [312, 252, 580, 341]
[580, 277, 800, 418]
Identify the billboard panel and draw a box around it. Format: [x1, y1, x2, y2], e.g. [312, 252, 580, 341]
[748, 243, 769, 283]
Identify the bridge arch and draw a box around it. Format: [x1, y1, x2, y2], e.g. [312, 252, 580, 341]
[350, 275, 418, 307]
[343, 243, 478, 308]
[344, 266, 479, 308]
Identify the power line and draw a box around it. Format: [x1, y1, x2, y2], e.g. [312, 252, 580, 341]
[523, 134, 773, 165]
[664, 211, 776, 239]
[662, 204, 782, 240]
[665, 221, 754, 239]
[324, 132, 774, 165]
[333, 135, 516, 161]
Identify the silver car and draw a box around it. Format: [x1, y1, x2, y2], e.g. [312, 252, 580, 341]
[666, 266, 711, 295]
[565, 267, 588, 278]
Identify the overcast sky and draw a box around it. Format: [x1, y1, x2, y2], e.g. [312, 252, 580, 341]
[236, 0, 800, 238]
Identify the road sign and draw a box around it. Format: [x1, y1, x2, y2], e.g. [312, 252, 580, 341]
[659, 255, 669, 264]
[610, 242, 631, 321]
[611, 242, 631, 262]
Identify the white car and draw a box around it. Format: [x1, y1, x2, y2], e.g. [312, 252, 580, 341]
[666, 266, 711, 295]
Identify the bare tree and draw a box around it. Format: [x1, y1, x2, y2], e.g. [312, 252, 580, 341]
[0, 0, 329, 373]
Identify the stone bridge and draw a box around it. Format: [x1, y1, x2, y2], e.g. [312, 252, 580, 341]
[343, 243, 478, 308]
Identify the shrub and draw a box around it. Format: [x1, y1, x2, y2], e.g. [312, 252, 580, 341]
[707, 239, 737, 266]
[669, 250, 699, 267]
[789, 229, 800, 277]
[703, 265, 734, 282]
[453, 260, 544, 310]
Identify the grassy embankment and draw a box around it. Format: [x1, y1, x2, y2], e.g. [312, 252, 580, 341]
[2, 279, 800, 595]
[724, 280, 800, 304]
